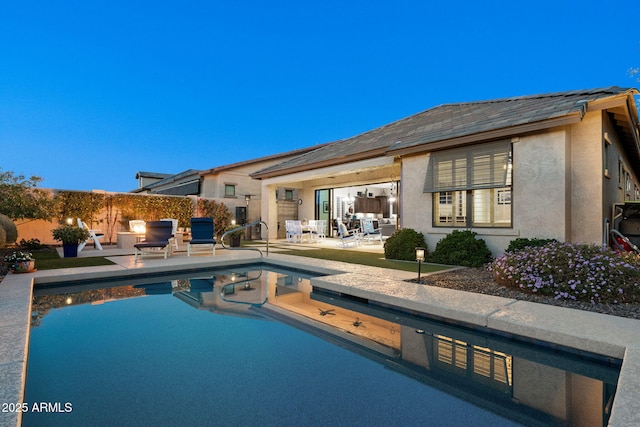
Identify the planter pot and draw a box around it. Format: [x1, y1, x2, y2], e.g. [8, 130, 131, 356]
[63, 243, 78, 258]
[11, 260, 36, 273]
[229, 235, 241, 247]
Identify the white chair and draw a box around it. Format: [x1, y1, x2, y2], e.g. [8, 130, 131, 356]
[337, 221, 360, 247]
[77, 219, 104, 251]
[361, 219, 382, 244]
[307, 220, 318, 243]
[285, 220, 296, 243]
[316, 220, 327, 241]
[293, 220, 306, 243]
[161, 218, 179, 250]
[285, 220, 303, 243]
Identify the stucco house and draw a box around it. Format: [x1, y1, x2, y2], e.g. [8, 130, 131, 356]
[134, 145, 329, 237]
[251, 87, 640, 254]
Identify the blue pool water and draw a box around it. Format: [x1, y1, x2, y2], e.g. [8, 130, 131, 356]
[23, 264, 618, 426]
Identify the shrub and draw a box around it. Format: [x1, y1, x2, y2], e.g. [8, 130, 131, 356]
[489, 241, 640, 304]
[18, 238, 47, 250]
[429, 230, 492, 267]
[197, 199, 232, 239]
[384, 228, 427, 261]
[0, 213, 18, 244]
[0, 226, 6, 248]
[507, 237, 557, 253]
[52, 225, 90, 244]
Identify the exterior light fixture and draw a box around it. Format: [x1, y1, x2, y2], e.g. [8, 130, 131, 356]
[416, 247, 425, 282]
[245, 195, 251, 206]
[66, 218, 73, 225]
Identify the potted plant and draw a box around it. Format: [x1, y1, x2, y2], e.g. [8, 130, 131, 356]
[224, 224, 244, 247]
[3, 251, 36, 273]
[52, 225, 90, 258]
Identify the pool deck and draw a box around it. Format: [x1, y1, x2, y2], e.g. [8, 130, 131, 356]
[1, 242, 640, 426]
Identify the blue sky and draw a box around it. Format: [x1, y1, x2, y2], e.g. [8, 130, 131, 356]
[1, 1, 639, 192]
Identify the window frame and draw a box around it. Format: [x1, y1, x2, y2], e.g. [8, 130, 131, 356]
[427, 142, 513, 228]
[224, 184, 236, 198]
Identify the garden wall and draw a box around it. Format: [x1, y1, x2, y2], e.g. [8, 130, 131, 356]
[14, 190, 198, 246]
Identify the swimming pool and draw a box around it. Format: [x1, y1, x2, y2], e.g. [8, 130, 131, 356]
[23, 264, 619, 426]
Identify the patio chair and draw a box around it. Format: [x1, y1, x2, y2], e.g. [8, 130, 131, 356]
[361, 218, 382, 244]
[315, 219, 327, 241]
[285, 220, 302, 243]
[134, 220, 174, 260]
[306, 220, 317, 243]
[77, 219, 104, 251]
[161, 218, 179, 251]
[188, 217, 217, 256]
[337, 221, 360, 247]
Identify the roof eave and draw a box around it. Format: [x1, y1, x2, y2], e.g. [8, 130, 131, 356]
[250, 147, 389, 179]
[386, 113, 584, 157]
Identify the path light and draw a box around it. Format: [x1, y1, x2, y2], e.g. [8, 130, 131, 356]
[416, 247, 425, 282]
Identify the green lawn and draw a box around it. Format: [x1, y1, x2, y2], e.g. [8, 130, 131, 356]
[32, 250, 115, 270]
[273, 246, 449, 274]
[27, 245, 448, 274]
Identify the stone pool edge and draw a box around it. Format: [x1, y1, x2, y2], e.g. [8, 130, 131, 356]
[0, 252, 639, 427]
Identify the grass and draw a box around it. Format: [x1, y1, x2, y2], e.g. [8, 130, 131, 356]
[273, 246, 450, 274]
[14, 244, 449, 274]
[31, 250, 115, 270]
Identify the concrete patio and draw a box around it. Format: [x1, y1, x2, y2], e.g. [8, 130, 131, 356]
[1, 241, 640, 426]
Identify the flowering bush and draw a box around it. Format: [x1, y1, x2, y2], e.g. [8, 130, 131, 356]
[3, 251, 34, 264]
[489, 241, 640, 304]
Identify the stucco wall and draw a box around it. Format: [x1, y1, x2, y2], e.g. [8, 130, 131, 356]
[601, 112, 640, 233]
[403, 130, 574, 255]
[569, 111, 603, 244]
[513, 130, 569, 242]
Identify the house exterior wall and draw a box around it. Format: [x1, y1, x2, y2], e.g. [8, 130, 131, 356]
[403, 120, 614, 255]
[513, 130, 569, 243]
[199, 159, 286, 229]
[403, 109, 640, 255]
[569, 111, 603, 244]
[601, 112, 640, 227]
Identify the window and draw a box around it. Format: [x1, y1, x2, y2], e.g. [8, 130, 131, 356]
[603, 133, 611, 178]
[224, 184, 236, 197]
[285, 189, 294, 201]
[434, 334, 512, 389]
[425, 141, 512, 227]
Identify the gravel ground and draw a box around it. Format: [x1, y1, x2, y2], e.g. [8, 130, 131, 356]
[411, 267, 640, 320]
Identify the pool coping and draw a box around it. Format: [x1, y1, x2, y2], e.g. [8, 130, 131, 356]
[1, 251, 639, 427]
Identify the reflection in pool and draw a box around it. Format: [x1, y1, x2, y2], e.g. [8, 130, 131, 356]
[25, 264, 619, 426]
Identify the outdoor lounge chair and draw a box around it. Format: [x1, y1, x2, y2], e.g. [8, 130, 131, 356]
[134, 220, 174, 260]
[337, 221, 360, 247]
[161, 218, 179, 251]
[77, 219, 104, 251]
[187, 217, 216, 256]
[361, 218, 382, 244]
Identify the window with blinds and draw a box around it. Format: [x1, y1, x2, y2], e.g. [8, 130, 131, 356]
[425, 141, 512, 227]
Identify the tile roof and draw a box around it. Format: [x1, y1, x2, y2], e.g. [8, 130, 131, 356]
[252, 86, 638, 178]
